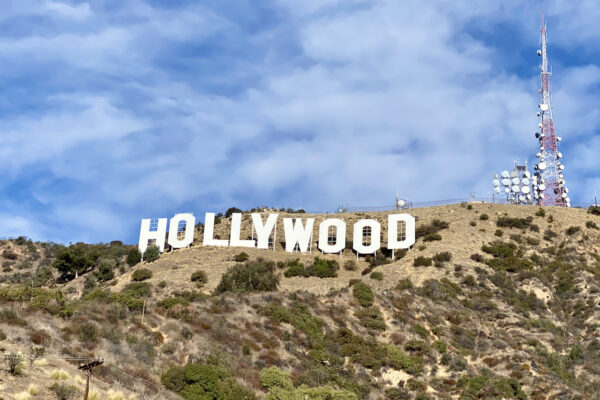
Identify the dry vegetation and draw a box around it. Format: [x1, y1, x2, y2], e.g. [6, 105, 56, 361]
[1, 203, 600, 399]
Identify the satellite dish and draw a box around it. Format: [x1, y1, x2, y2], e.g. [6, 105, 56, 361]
[522, 186, 530, 194]
[519, 195, 526, 202]
[537, 49, 542, 56]
[524, 171, 531, 178]
[501, 178, 510, 186]
[566, 197, 570, 202]
[493, 179, 500, 187]
[512, 185, 521, 193]
[557, 152, 562, 158]
[538, 162, 547, 170]
[510, 170, 517, 178]
[539, 184, 546, 191]
[501, 171, 510, 178]
[559, 165, 565, 170]
[526, 194, 532, 200]
[512, 177, 520, 185]
[494, 187, 501, 194]
[557, 136, 562, 141]
[505, 188, 510, 194]
[562, 193, 568, 198]
[537, 112, 541, 117]
[540, 193, 545, 199]
[396, 199, 406, 207]
[535, 132, 540, 138]
[534, 193, 539, 199]
[564, 188, 569, 193]
[538, 123, 543, 129]
[539, 103, 549, 112]
[522, 178, 530, 185]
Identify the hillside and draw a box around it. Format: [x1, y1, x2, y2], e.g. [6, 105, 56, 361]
[1, 203, 600, 399]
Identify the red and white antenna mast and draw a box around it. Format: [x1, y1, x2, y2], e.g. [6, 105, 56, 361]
[532, 13, 570, 207]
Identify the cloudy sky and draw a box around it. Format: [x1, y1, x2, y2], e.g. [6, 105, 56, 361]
[1, 0, 599, 244]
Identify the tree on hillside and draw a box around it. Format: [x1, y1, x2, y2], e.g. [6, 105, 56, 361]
[225, 207, 243, 218]
[52, 243, 99, 280]
[126, 247, 142, 267]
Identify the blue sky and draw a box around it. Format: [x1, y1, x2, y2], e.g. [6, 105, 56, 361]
[1, 0, 599, 244]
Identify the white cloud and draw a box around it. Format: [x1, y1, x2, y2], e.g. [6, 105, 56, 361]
[45, 1, 92, 20]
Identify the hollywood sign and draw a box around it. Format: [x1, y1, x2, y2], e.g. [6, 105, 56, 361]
[139, 212, 415, 256]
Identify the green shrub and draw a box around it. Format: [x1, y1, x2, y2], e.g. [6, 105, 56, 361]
[496, 216, 533, 229]
[143, 245, 160, 262]
[191, 271, 208, 284]
[415, 220, 449, 239]
[479, 213, 489, 220]
[260, 366, 293, 390]
[385, 344, 423, 375]
[395, 278, 413, 291]
[161, 362, 255, 400]
[215, 258, 279, 294]
[470, 221, 477, 227]
[343, 260, 357, 271]
[586, 221, 599, 230]
[0, 329, 6, 341]
[494, 229, 504, 237]
[422, 233, 442, 242]
[233, 252, 249, 262]
[432, 252, 452, 267]
[433, 341, 447, 354]
[413, 256, 432, 267]
[589, 205, 600, 215]
[126, 247, 142, 267]
[132, 268, 152, 281]
[76, 322, 98, 343]
[352, 281, 374, 307]
[370, 271, 383, 281]
[158, 297, 190, 310]
[284, 257, 338, 278]
[48, 383, 80, 400]
[414, 325, 428, 338]
[355, 307, 386, 330]
[366, 252, 391, 268]
[536, 208, 546, 217]
[565, 226, 581, 236]
[225, 207, 243, 218]
[4, 352, 24, 375]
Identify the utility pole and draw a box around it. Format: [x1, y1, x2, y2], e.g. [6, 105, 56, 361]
[78, 358, 104, 400]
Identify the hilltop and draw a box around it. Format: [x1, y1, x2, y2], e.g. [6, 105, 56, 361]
[1, 203, 600, 399]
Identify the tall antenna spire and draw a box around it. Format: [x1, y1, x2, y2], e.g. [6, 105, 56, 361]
[532, 13, 570, 207]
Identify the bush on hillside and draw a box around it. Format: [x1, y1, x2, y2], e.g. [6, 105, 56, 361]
[423, 233, 442, 242]
[415, 219, 449, 239]
[366, 252, 392, 268]
[214, 258, 280, 294]
[233, 252, 249, 262]
[343, 260, 358, 271]
[225, 207, 243, 218]
[284, 257, 339, 278]
[586, 221, 599, 230]
[126, 247, 142, 267]
[370, 271, 384, 281]
[566, 226, 581, 236]
[479, 213, 489, 220]
[413, 256, 432, 267]
[143, 245, 160, 262]
[161, 362, 256, 400]
[589, 205, 600, 215]
[352, 281, 374, 307]
[132, 268, 152, 282]
[496, 216, 533, 229]
[432, 252, 452, 268]
[48, 383, 80, 400]
[536, 208, 546, 217]
[191, 271, 208, 284]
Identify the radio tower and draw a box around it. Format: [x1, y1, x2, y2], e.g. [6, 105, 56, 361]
[532, 13, 570, 207]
